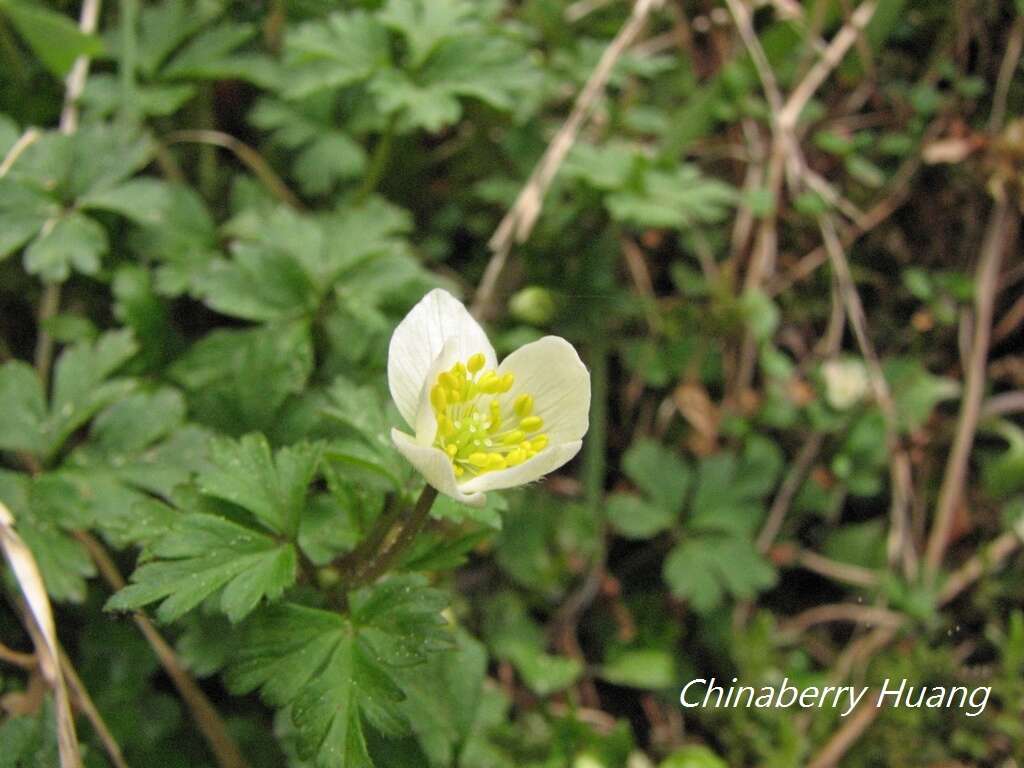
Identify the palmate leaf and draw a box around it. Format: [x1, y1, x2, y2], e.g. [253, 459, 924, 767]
[663, 534, 776, 613]
[379, 0, 478, 68]
[226, 576, 452, 767]
[106, 512, 298, 623]
[1, 122, 170, 281]
[54, 388, 211, 548]
[249, 98, 366, 196]
[370, 35, 543, 132]
[198, 433, 322, 539]
[168, 320, 314, 434]
[106, 433, 320, 621]
[0, 330, 137, 461]
[282, 11, 389, 99]
[607, 165, 738, 229]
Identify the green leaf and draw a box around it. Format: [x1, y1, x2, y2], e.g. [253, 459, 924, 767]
[392, 628, 487, 765]
[67, 122, 154, 199]
[293, 133, 366, 196]
[621, 438, 691, 514]
[484, 593, 582, 696]
[660, 746, 729, 768]
[199, 434, 321, 538]
[131, 184, 219, 296]
[52, 389, 208, 549]
[563, 142, 641, 190]
[0, 699, 59, 768]
[0, 361, 47, 455]
[0, 0, 104, 77]
[689, 437, 781, 535]
[884, 357, 959, 433]
[282, 11, 389, 98]
[606, 493, 676, 540]
[370, 71, 461, 133]
[379, 0, 477, 68]
[162, 21, 278, 87]
[48, 330, 138, 457]
[196, 244, 320, 321]
[663, 536, 776, 612]
[226, 577, 451, 767]
[0, 331, 137, 461]
[169, 321, 313, 434]
[739, 287, 780, 341]
[23, 211, 107, 281]
[0, 178, 58, 258]
[599, 649, 677, 689]
[106, 512, 298, 622]
[373, 35, 543, 131]
[80, 178, 173, 227]
[607, 166, 737, 229]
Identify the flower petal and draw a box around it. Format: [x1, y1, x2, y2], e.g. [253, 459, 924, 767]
[388, 288, 496, 429]
[459, 440, 583, 493]
[497, 336, 590, 444]
[391, 429, 486, 507]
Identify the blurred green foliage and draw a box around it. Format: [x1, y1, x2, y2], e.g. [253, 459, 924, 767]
[1, 1, 1023, 767]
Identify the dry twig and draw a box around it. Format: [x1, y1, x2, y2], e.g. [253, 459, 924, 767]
[34, 0, 103, 386]
[77, 532, 250, 768]
[0, 502, 81, 768]
[472, 0, 663, 318]
[924, 198, 1017, 577]
[819, 216, 916, 576]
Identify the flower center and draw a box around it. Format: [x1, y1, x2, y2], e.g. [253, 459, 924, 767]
[430, 353, 548, 478]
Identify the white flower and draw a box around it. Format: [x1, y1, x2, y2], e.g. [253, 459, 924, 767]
[388, 288, 590, 507]
[822, 358, 869, 410]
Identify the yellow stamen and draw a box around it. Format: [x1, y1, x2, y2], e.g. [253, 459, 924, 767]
[513, 394, 534, 417]
[430, 356, 546, 480]
[503, 430, 525, 445]
[519, 416, 543, 432]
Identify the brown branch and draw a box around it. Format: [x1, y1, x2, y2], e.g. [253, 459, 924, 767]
[59, 649, 128, 768]
[778, 603, 905, 638]
[807, 697, 885, 768]
[165, 129, 304, 210]
[819, 216, 916, 576]
[790, 547, 880, 589]
[938, 529, 1022, 606]
[76, 532, 250, 768]
[924, 199, 1016, 577]
[982, 390, 1024, 419]
[757, 434, 822, 551]
[989, 14, 1024, 134]
[0, 641, 37, 669]
[471, 0, 663, 319]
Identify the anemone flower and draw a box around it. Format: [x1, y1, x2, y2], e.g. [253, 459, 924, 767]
[388, 288, 590, 507]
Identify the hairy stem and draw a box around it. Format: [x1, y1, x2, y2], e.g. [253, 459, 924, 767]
[350, 485, 439, 588]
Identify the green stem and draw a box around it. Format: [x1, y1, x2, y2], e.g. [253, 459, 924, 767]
[355, 118, 397, 201]
[119, 0, 138, 125]
[583, 334, 609, 518]
[350, 485, 438, 588]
